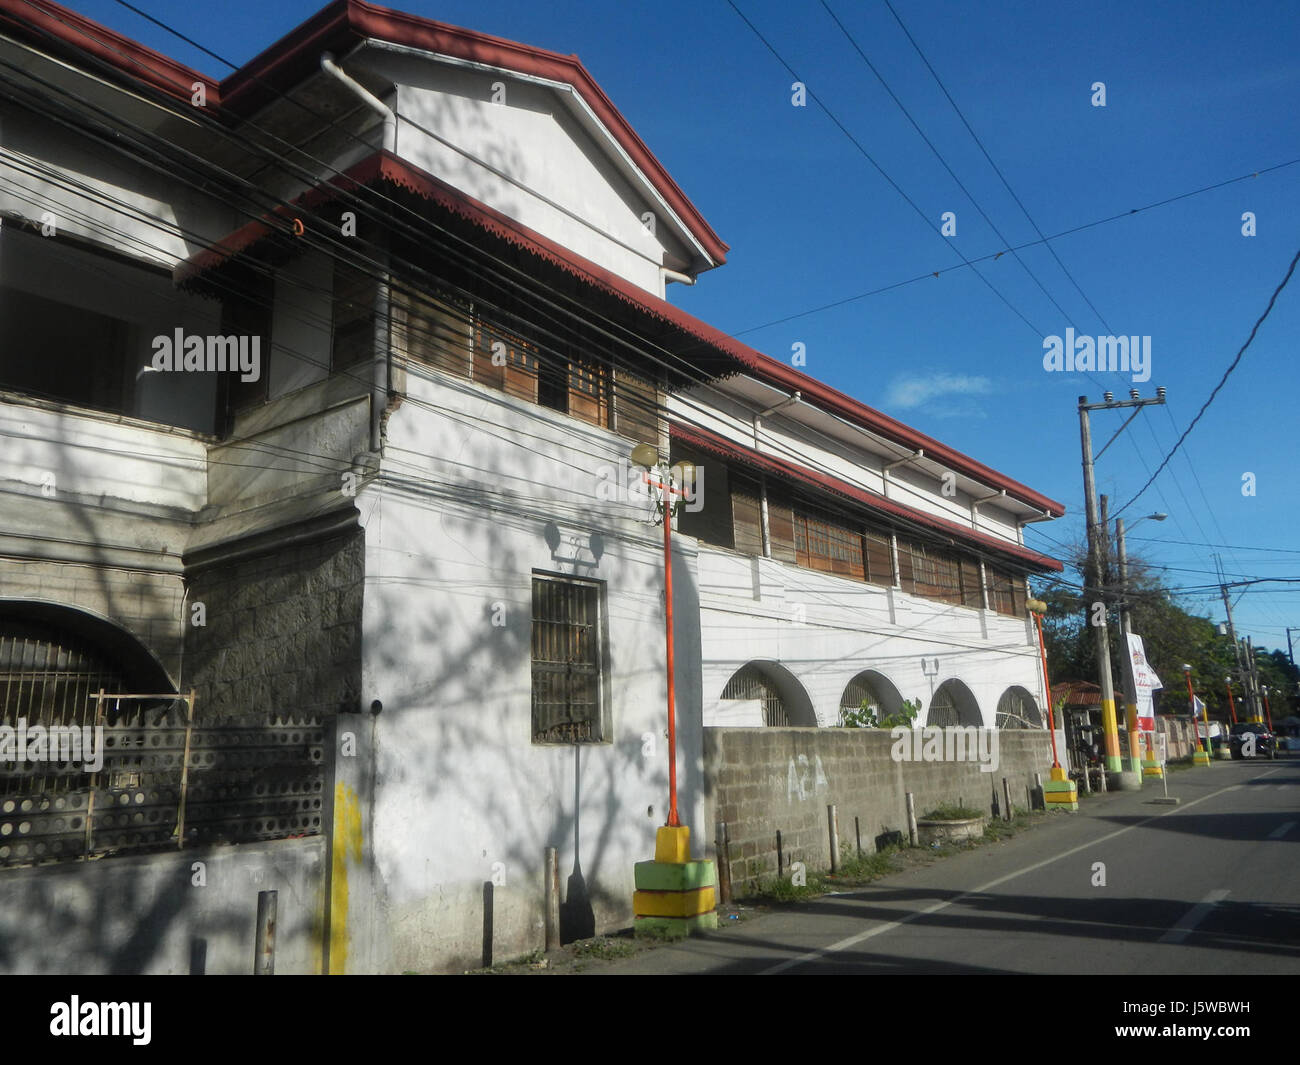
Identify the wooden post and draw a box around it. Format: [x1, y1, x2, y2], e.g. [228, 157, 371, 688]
[854, 815, 862, 856]
[827, 805, 840, 874]
[176, 689, 196, 849]
[1002, 778, 1014, 822]
[905, 792, 918, 847]
[715, 822, 732, 906]
[776, 829, 784, 876]
[544, 846, 560, 951]
[1034, 772, 1044, 811]
[84, 689, 105, 858]
[254, 890, 277, 975]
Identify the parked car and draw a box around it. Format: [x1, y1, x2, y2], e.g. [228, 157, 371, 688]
[1228, 722, 1277, 759]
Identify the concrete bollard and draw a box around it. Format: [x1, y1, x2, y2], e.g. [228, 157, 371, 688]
[905, 792, 918, 847]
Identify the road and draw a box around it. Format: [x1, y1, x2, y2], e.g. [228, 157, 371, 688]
[588, 756, 1300, 974]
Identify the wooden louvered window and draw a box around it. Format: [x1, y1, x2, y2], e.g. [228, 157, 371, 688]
[612, 368, 660, 445]
[767, 486, 797, 564]
[567, 356, 609, 427]
[864, 530, 894, 587]
[392, 284, 472, 378]
[986, 567, 1027, 616]
[731, 475, 764, 557]
[473, 321, 540, 402]
[794, 508, 865, 581]
[531, 574, 606, 744]
[960, 557, 985, 609]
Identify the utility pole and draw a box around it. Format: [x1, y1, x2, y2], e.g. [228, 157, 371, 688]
[1219, 580, 1257, 721]
[1078, 390, 1165, 790]
[1245, 636, 1264, 724]
[1117, 514, 1166, 777]
[1287, 627, 1298, 669]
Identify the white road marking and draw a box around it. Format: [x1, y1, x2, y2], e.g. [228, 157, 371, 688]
[759, 779, 1252, 975]
[1159, 889, 1230, 944]
[1267, 821, 1295, 840]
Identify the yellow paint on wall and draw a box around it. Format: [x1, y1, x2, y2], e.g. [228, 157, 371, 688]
[329, 781, 363, 975]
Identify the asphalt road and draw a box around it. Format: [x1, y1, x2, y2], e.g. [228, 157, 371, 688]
[590, 756, 1300, 974]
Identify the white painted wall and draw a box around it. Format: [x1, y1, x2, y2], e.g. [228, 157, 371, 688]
[356, 51, 690, 294]
[352, 362, 706, 971]
[695, 545, 1047, 730]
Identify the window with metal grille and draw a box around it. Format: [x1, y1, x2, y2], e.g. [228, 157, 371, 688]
[531, 574, 606, 744]
[0, 624, 126, 800]
[720, 663, 788, 727]
[996, 687, 1042, 729]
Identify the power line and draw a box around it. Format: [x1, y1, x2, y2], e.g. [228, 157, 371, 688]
[1112, 244, 1300, 518]
[722, 0, 1044, 336]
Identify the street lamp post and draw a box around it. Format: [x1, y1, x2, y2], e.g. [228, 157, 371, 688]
[631, 442, 688, 828]
[1261, 686, 1275, 733]
[628, 444, 718, 938]
[1225, 677, 1238, 724]
[1027, 597, 1078, 812]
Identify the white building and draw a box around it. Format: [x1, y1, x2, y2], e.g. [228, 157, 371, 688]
[0, 0, 1061, 974]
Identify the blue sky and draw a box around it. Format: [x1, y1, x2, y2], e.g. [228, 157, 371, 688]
[67, 0, 1300, 653]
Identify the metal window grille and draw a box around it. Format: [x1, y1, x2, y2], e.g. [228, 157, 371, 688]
[531, 576, 604, 743]
[721, 664, 789, 727]
[996, 688, 1042, 729]
[0, 626, 325, 868]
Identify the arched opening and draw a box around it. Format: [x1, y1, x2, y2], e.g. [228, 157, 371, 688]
[0, 600, 176, 731]
[720, 661, 817, 726]
[926, 678, 982, 727]
[839, 670, 904, 725]
[996, 685, 1043, 729]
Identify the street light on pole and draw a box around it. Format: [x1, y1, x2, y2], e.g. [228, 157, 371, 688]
[628, 444, 719, 938]
[1027, 597, 1078, 812]
[1225, 677, 1238, 724]
[630, 442, 688, 829]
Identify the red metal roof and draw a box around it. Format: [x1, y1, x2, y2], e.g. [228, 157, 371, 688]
[173, 148, 1066, 520]
[0, 0, 728, 266]
[672, 422, 1063, 572]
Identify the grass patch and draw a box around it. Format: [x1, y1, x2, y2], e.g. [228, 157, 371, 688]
[570, 935, 637, 960]
[833, 845, 907, 882]
[920, 804, 985, 821]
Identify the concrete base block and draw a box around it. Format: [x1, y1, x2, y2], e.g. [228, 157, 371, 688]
[1043, 778, 1079, 812]
[1109, 769, 1143, 791]
[634, 912, 718, 939]
[1192, 750, 1212, 766]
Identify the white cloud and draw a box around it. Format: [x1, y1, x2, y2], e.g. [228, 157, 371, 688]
[884, 373, 993, 411]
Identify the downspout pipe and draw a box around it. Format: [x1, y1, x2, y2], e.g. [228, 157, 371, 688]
[321, 52, 396, 453]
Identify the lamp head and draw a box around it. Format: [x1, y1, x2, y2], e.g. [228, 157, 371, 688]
[629, 442, 660, 469]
